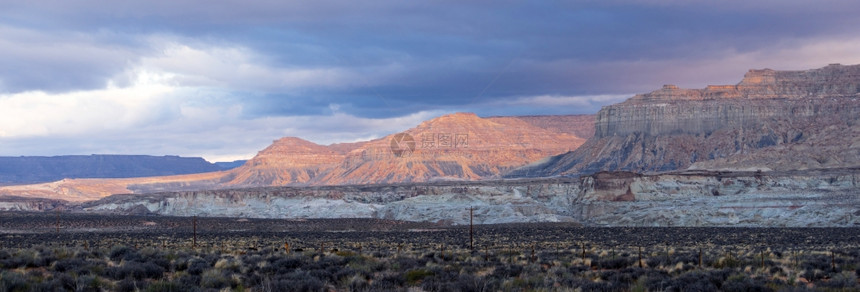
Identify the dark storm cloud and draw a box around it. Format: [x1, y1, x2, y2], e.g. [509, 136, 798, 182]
[3, 1, 860, 97]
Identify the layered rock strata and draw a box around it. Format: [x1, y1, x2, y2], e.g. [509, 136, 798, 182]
[509, 64, 860, 176]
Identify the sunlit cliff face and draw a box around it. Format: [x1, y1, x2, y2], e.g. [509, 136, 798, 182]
[226, 113, 590, 186]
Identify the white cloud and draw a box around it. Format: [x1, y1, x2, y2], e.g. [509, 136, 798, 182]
[0, 26, 400, 94]
[0, 71, 176, 138]
[137, 42, 355, 90]
[126, 37, 405, 92]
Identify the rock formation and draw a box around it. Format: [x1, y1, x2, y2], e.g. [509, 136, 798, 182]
[0, 114, 594, 200]
[312, 113, 587, 185]
[7, 64, 860, 228]
[182, 113, 591, 187]
[225, 137, 346, 186]
[0, 196, 66, 212]
[73, 168, 860, 227]
[509, 63, 860, 177]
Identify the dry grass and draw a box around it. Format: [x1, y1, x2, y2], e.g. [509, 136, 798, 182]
[1, 212, 859, 291]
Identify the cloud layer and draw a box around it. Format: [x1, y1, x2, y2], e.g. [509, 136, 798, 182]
[1, 1, 859, 160]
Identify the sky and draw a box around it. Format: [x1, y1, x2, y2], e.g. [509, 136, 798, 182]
[1, 1, 860, 162]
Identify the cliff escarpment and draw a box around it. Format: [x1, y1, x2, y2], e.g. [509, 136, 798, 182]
[311, 113, 587, 185]
[509, 64, 860, 177]
[222, 113, 594, 187]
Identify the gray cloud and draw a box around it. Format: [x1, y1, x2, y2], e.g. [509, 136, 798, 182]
[4, 1, 860, 95]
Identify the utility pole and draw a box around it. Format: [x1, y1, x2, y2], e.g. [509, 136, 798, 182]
[831, 251, 836, 271]
[465, 206, 475, 250]
[192, 216, 197, 249]
[699, 247, 703, 268]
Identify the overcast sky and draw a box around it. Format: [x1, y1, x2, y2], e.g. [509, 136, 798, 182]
[1, 1, 859, 162]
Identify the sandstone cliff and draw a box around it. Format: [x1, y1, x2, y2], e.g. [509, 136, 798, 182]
[509, 64, 860, 177]
[225, 137, 345, 186]
[312, 113, 587, 185]
[143, 113, 589, 187]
